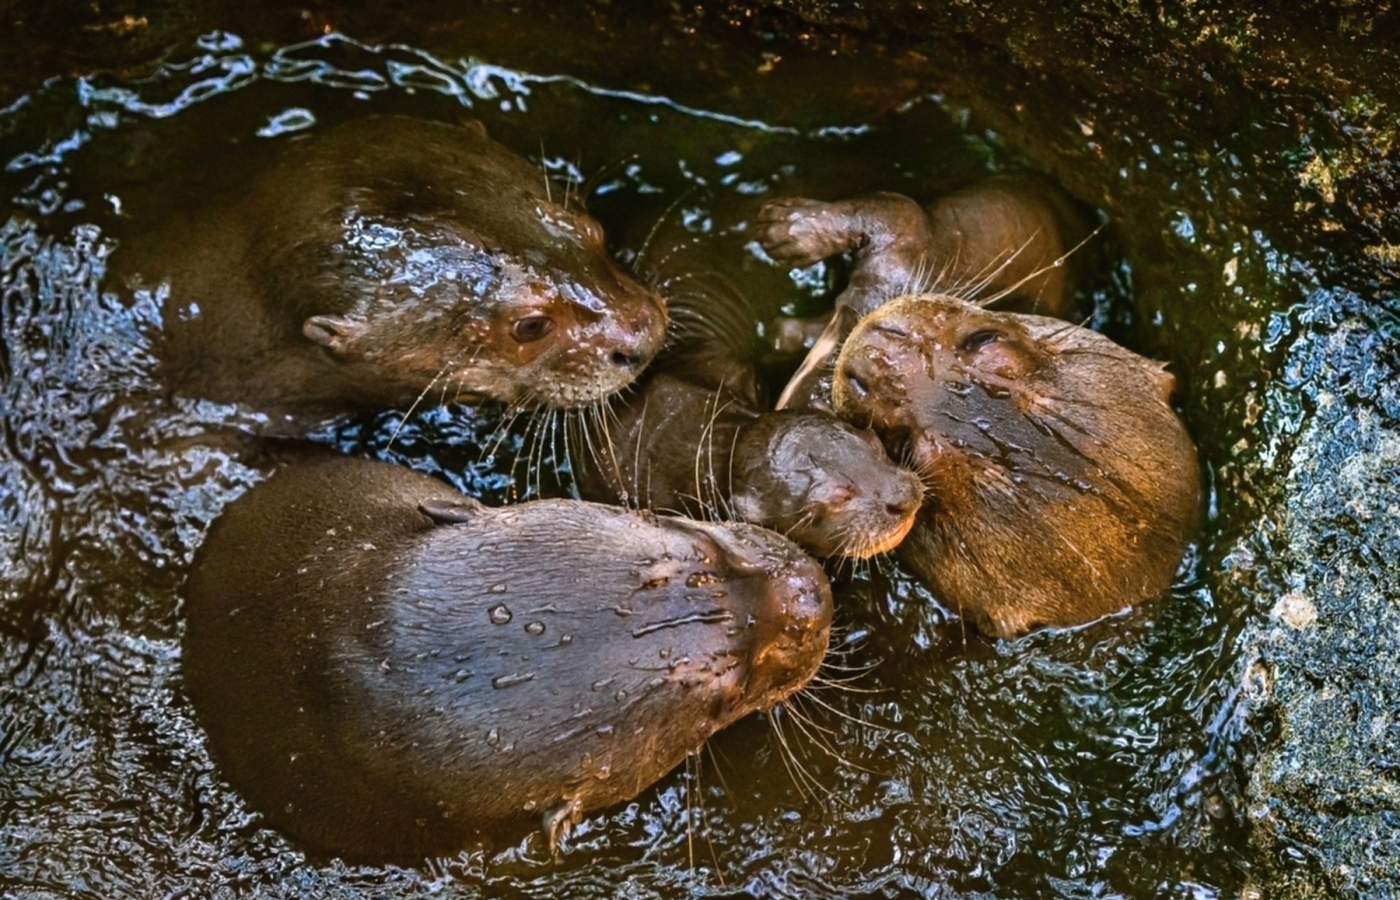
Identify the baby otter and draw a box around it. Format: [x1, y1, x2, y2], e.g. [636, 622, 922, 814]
[573, 223, 923, 560]
[755, 180, 1079, 410]
[831, 293, 1200, 638]
[121, 116, 667, 418]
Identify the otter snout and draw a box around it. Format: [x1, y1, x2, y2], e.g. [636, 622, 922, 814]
[592, 282, 668, 373]
[747, 549, 832, 705]
[833, 339, 913, 431]
[730, 528, 833, 705]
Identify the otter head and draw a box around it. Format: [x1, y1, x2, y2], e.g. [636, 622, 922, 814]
[403, 501, 833, 846]
[263, 117, 668, 411]
[730, 411, 923, 560]
[831, 292, 1200, 637]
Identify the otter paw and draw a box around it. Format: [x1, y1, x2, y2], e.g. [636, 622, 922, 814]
[755, 197, 852, 266]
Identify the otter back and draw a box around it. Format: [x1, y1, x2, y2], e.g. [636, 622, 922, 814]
[184, 455, 831, 861]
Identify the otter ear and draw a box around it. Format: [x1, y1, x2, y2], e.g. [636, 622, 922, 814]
[456, 117, 489, 139]
[303, 315, 365, 354]
[1152, 363, 1179, 403]
[419, 496, 485, 525]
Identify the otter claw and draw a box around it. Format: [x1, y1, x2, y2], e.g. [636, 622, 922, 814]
[755, 197, 847, 266]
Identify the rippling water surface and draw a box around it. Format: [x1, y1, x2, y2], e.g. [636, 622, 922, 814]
[0, 16, 1246, 899]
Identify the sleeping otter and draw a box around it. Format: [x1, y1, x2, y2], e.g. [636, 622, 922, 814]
[183, 455, 832, 861]
[573, 220, 923, 560]
[831, 293, 1200, 638]
[755, 179, 1081, 410]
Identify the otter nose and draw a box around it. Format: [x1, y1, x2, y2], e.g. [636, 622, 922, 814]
[883, 479, 923, 521]
[839, 356, 873, 401]
[600, 292, 667, 371]
[609, 349, 644, 370]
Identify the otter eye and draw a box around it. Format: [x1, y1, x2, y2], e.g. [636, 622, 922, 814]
[841, 367, 870, 399]
[511, 315, 555, 344]
[958, 329, 1002, 352]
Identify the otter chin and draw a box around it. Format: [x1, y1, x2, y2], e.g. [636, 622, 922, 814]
[183, 456, 831, 863]
[831, 292, 1201, 639]
[124, 116, 666, 418]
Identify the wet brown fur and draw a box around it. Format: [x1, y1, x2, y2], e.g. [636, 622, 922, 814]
[184, 455, 831, 861]
[124, 116, 667, 417]
[832, 293, 1200, 638]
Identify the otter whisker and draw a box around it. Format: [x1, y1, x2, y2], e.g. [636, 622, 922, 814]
[386, 362, 450, 452]
[481, 404, 525, 469]
[765, 707, 826, 803]
[780, 703, 846, 769]
[581, 152, 638, 207]
[976, 219, 1106, 311]
[684, 754, 697, 871]
[538, 138, 554, 205]
[635, 184, 705, 276]
[559, 407, 575, 487]
[794, 686, 885, 732]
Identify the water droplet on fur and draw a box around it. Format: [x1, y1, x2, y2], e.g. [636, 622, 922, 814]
[595, 724, 615, 737]
[490, 583, 508, 593]
[486, 728, 501, 747]
[686, 571, 718, 588]
[525, 621, 545, 635]
[614, 690, 628, 702]
[488, 604, 513, 624]
[492, 672, 535, 689]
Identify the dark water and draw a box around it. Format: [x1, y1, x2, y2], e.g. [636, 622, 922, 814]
[1, 15, 1246, 900]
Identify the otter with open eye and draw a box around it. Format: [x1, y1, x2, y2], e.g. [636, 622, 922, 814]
[831, 292, 1200, 638]
[121, 116, 667, 419]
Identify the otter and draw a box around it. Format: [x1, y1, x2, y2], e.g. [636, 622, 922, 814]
[572, 222, 923, 560]
[183, 455, 832, 862]
[831, 293, 1200, 638]
[754, 180, 1080, 410]
[122, 116, 667, 418]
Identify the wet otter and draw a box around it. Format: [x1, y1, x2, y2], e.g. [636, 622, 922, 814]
[832, 293, 1200, 638]
[573, 223, 923, 560]
[123, 116, 666, 417]
[755, 180, 1080, 409]
[183, 455, 832, 861]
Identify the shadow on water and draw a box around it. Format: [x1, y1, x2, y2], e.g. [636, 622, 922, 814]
[1, 10, 1250, 900]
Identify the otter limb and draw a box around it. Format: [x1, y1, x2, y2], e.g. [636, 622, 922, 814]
[756, 180, 1079, 410]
